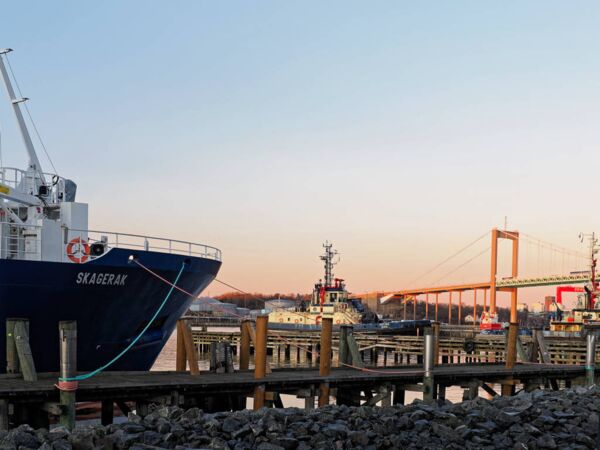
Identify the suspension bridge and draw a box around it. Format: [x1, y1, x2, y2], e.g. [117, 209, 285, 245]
[357, 229, 595, 324]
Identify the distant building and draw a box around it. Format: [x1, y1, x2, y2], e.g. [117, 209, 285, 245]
[190, 297, 238, 316]
[531, 302, 544, 313]
[264, 299, 297, 311]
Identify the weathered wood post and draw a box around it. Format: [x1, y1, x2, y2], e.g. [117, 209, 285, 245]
[502, 323, 518, 396]
[586, 329, 598, 387]
[6, 318, 19, 374]
[338, 325, 350, 368]
[318, 318, 333, 407]
[176, 319, 200, 375]
[240, 319, 251, 371]
[6, 318, 37, 381]
[59, 321, 77, 430]
[176, 319, 186, 372]
[253, 315, 268, 410]
[432, 321, 440, 364]
[423, 326, 435, 401]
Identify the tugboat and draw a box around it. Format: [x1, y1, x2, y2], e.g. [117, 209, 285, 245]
[0, 49, 221, 372]
[268, 242, 430, 334]
[479, 310, 505, 334]
[549, 233, 600, 334]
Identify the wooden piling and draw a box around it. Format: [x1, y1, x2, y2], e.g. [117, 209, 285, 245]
[176, 319, 199, 375]
[176, 319, 186, 372]
[6, 319, 19, 374]
[239, 320, 251, 371]
[318, 317, 333, 407]
[253, 315, 268, 410]
[432, 322, 440, 364]
[59, 321, 77, 431]
[501, 322, 518, 396]
[13, 320, 36, 381]
[338, 325, 350, 368]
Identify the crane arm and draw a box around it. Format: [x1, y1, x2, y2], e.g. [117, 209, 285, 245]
[0, 184, 42, 206]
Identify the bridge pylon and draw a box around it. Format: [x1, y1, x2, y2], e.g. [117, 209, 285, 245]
[490, 228, 519, 322]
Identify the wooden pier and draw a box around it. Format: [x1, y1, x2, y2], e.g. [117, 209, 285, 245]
[0, 362, 590, 429]
[192, 327, 600, 366]
[1, 317, 599, 430]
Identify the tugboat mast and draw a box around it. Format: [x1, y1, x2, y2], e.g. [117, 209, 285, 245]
[320, 241, 338, 287]
[580, 232, 599, 309]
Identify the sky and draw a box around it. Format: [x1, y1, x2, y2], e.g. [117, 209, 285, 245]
[0, 2, 599, 308]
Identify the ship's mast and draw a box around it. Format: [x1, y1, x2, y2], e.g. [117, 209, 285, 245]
[581, 232, 599, 309]
[0, 49, 46, 185]
[320, 241, 338, 287]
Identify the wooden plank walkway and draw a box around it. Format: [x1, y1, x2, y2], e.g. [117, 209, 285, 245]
[0, 363, 586, 404]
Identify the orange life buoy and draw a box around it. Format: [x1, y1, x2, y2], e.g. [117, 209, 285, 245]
[295, 319, 299, 323]
[336, 319, 341, 324]
[66, 237, 90, 263]
[315, 315, 322, 325]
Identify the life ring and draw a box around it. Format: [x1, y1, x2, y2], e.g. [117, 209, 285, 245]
[336, 319, 341, 324]
[66, 237, 90, 264]
[294, 319, 299, 323]
[315, 315, 322, 325]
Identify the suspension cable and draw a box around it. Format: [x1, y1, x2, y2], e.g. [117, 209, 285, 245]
[429, 246, 491, 286]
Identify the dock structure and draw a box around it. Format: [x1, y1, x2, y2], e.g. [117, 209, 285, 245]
[192, 327, 600, 366]
[0, 363, 591, 429]
[0, 317, 599, 430]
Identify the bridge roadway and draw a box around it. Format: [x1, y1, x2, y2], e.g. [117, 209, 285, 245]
[380, 273, 592, 300]
[0, 363, 587, 404]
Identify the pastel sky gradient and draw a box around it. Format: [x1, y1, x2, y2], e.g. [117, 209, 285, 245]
[1, 2, 599, 307]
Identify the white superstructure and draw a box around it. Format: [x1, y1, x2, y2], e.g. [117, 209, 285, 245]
[0, 49, 220, 263]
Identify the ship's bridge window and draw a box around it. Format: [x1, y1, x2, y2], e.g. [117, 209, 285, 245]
[330, 293, 337, 301]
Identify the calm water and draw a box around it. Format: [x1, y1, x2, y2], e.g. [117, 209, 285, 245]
[151, 328, 495, 406]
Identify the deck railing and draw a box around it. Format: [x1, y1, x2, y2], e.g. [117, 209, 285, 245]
[0, 221, 221, 262]
[70, 228, 222, 261]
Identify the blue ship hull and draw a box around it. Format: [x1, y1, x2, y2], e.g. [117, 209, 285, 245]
[0, 248, 221, 373]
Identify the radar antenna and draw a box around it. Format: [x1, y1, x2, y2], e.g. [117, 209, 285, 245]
[320, 241, 338, 287]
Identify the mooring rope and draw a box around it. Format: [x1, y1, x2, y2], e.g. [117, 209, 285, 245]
[58, 260, 186, 384]
[134, 261, 444, 376]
